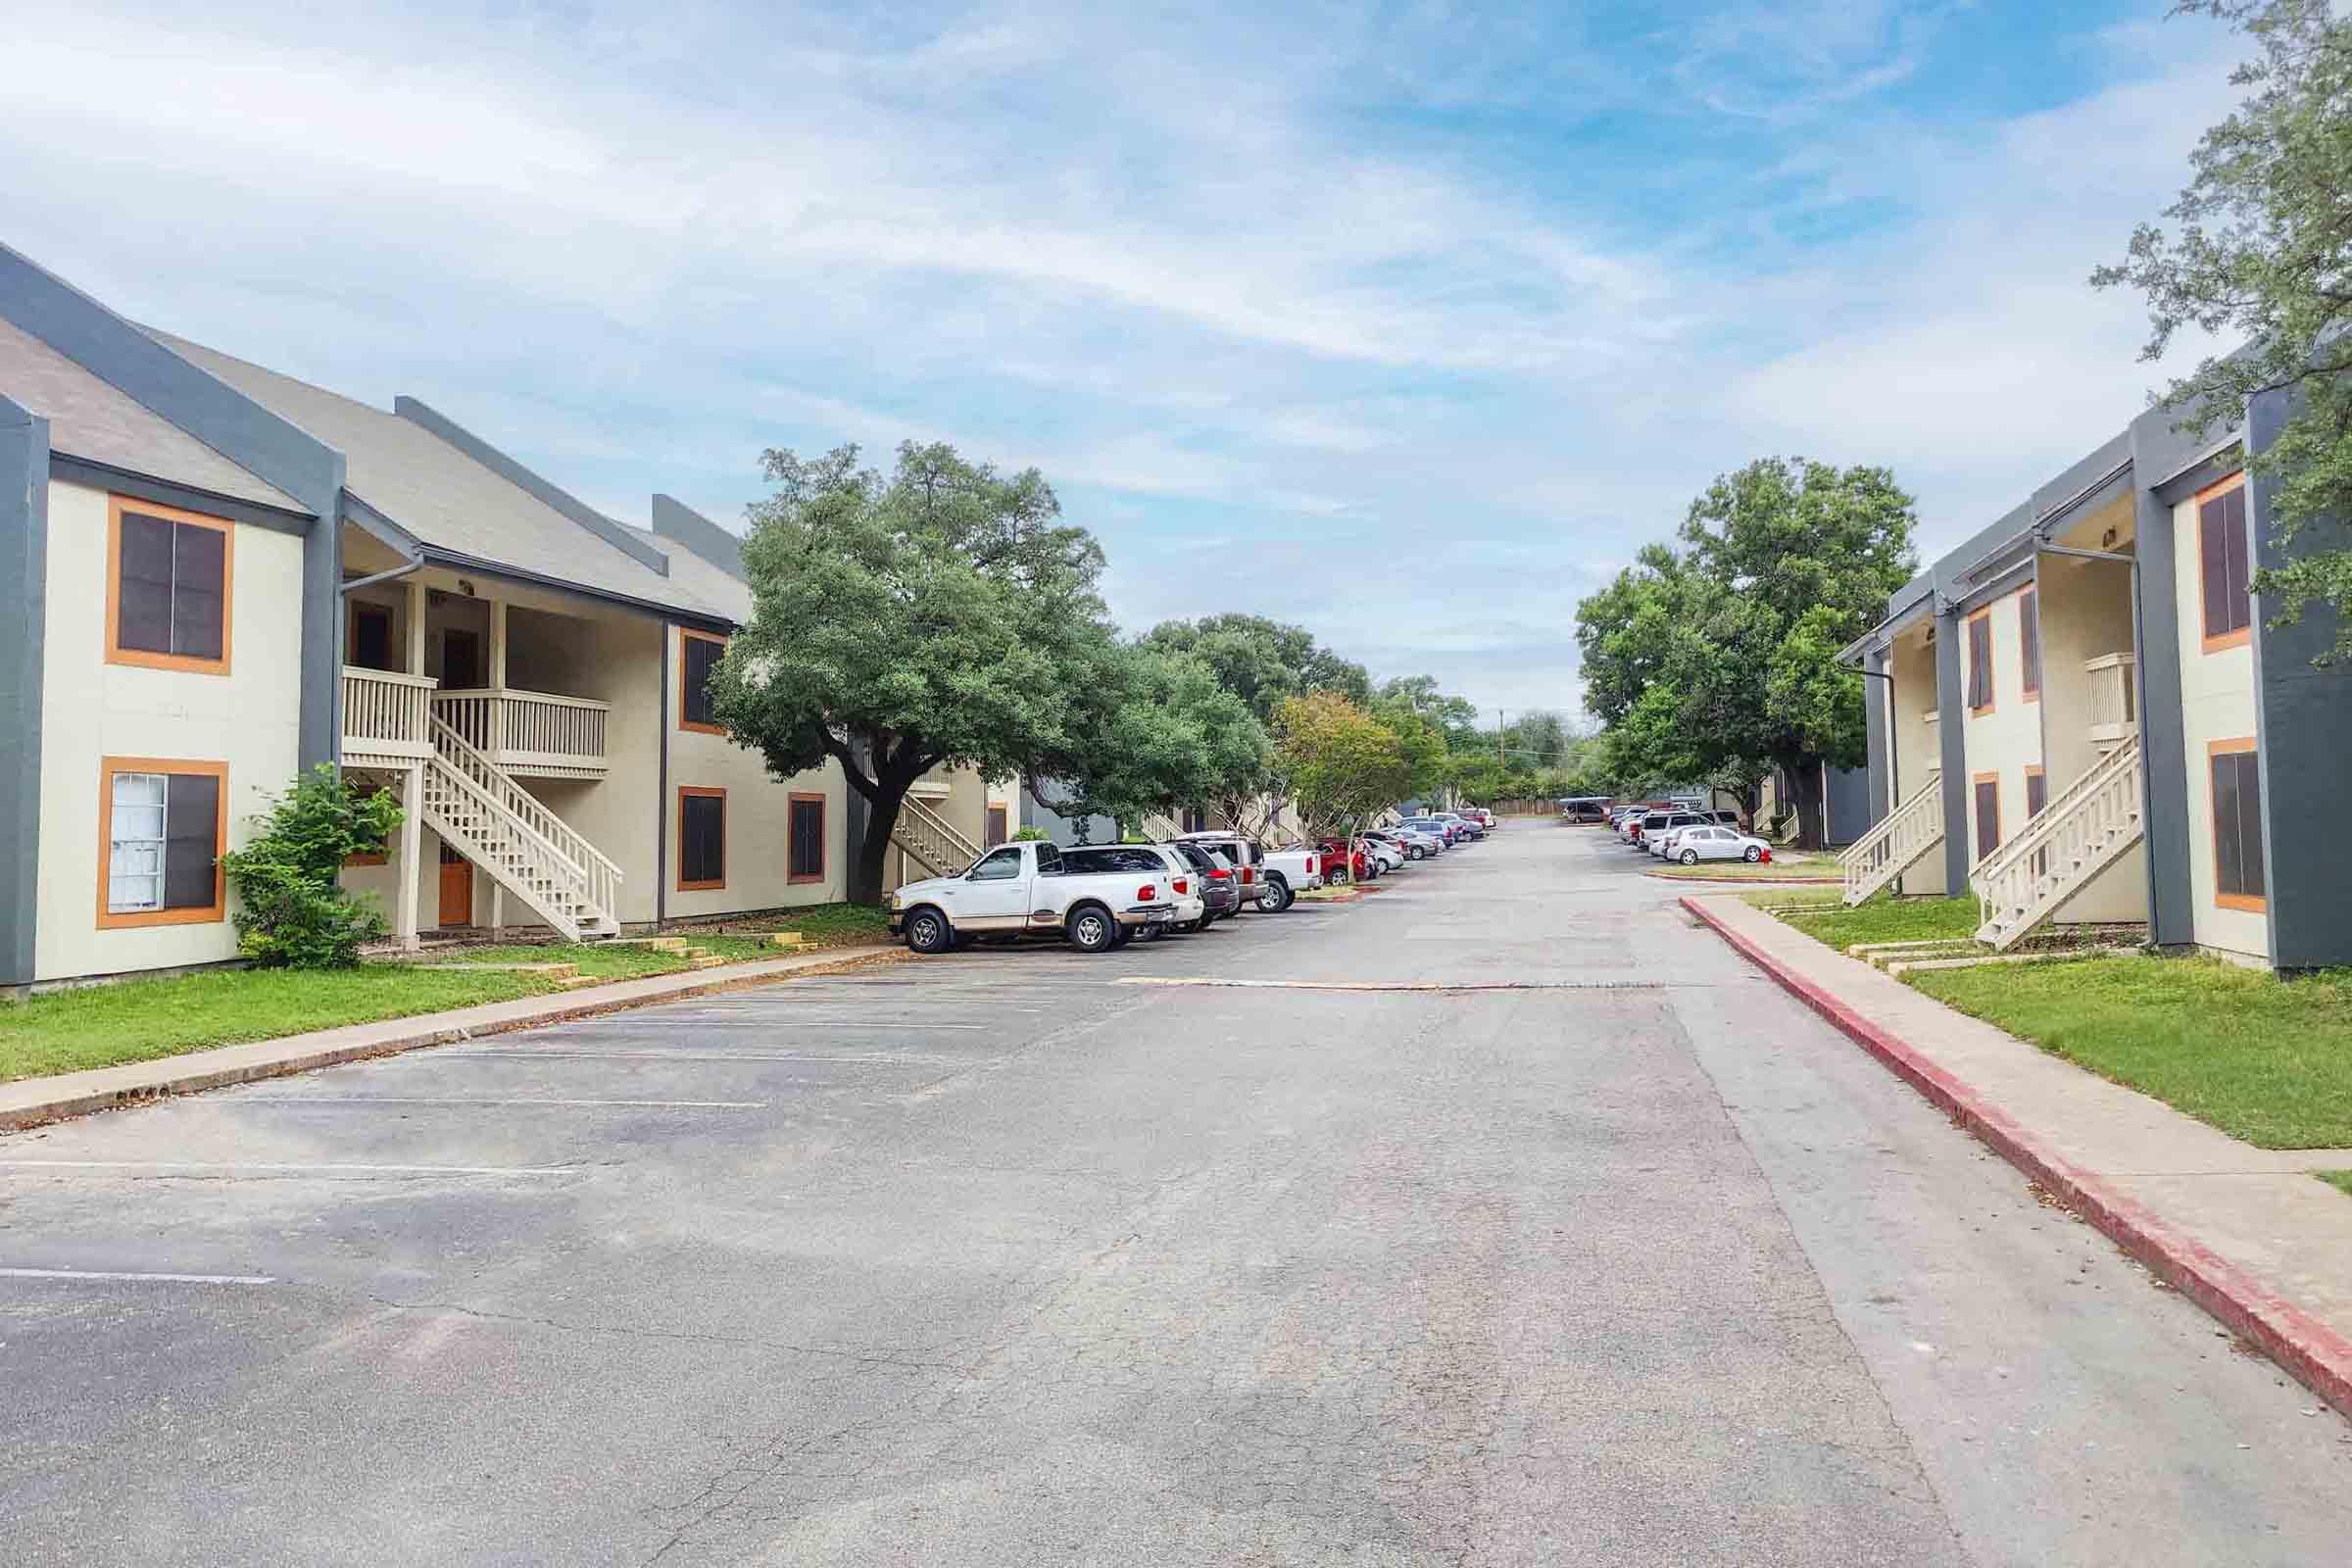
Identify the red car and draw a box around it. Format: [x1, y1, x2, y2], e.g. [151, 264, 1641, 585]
[1315, 838, 1376, 881]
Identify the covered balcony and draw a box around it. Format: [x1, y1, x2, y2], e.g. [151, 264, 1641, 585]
[2084, 652, 2136, 747]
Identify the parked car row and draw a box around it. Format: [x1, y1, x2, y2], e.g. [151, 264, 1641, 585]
[886, 808, 1495, 955]
[1606, 804, 1773, 865]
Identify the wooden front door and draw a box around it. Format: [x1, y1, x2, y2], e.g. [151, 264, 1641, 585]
[437, 843, 473, 927]
[442, 628, 483, 691]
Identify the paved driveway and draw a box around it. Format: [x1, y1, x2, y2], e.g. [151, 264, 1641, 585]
[2, 830, 2346, 1565]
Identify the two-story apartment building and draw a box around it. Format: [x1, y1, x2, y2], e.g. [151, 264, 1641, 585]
[0, 242, 985, 994]
[1839, 378, 2350, 970]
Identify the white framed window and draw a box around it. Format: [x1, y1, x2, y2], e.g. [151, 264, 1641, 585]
[108, 772, 168, 912]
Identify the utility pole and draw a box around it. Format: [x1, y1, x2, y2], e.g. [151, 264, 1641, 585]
[1496, 710, 1506, 768]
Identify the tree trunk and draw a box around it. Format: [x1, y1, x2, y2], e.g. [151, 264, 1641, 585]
[850, 788, 905, 906]
[1786, 764, 1828, 851]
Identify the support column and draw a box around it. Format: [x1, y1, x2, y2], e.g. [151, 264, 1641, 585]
[487, 599, 509, 758]
[396, 763, 422, 953]
[406, 576, 427, 676]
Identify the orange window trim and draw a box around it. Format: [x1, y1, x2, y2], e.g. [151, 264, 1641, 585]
[96, 757, 228, 929]
[2207, 736, 2266, 913]
[1972, 769, 2002, 855]
[678, 628, 729, 735]
[2197, 472, 2252, 655]
[677, 785, 726, 891]
[105, 495, 234, 676]
[788, 790, 828, 884]
[1966, 606, 1995, 715]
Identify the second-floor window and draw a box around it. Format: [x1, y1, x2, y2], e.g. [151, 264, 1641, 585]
[2199, 476, 2252, 650]
[1966, 610, 1994, 712]
[679, 629, 727, 733]
[110, 498, 230, 674]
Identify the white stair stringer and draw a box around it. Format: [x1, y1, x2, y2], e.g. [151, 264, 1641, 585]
[1838, 768, 1944, 906]
[1973, 738, 2144, 951]
[892, 793, 982, 878]
[423, 717, 624, 942]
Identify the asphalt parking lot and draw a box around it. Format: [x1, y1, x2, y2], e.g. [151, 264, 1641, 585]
[4, 831, 2348, 1566]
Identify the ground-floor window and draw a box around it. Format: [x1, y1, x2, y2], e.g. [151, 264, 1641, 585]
[1972, 773, 2000, 862]
[2025, 766, 2047, 880]
[2208, 738, 2265, 911]
[100, 760, 226, 927]
[678, 787, 726, 891]
[789, 793, 826, 883]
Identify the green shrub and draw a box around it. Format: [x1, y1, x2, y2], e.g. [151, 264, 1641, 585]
[1010, 825, 1052, 842]
[220, 765, 403, 968]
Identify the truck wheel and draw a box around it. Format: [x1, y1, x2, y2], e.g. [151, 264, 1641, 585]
[1258, 875, 1294, 913]
[1066, 905, 1117, 953]
[904, 907, 952, 955]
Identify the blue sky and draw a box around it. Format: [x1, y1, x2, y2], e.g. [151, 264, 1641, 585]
[1, 1, 2240, 716]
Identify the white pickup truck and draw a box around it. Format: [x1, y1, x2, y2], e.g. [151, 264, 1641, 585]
[889, 839, 1180, 955]
[1170, 832, 1324, 912]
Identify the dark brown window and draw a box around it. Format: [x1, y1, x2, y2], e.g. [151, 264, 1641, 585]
[678, 788, 725, 890]
[1973, 775, 2000, 861]
[99, 760, 226, 927]
[349, 603, 393, 671]
[2209, 741, 2265, 909]
[2199, 479, 2252, 650]
[788, 794, 826, 884]
[1966, 612, 1993, 712]
[2019, 588, 2039, 700]
[109, 499, 230, 673]
[679, 630, 727, 733]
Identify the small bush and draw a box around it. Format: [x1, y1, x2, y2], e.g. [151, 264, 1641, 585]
[1010, 825, 1052, 842]
[220, 765, 403, 968]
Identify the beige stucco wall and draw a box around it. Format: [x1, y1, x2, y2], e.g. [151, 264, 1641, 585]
[1960, 582, 2044, 867]
[665, 627, 849, 917]
[2170, 485, 2268, 961]
[2034, 551, 2147, 925]
[33, 480, 306, 981]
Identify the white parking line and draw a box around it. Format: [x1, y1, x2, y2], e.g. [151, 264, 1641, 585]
[450, 1049, 962, 1063]
[0, 1266, 276, 1285]
[233, 1097, 768, 1109]
[0, 1160, 575, 1177]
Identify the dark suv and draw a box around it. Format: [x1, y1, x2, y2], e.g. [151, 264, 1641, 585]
[1165, 842, 1242, 926]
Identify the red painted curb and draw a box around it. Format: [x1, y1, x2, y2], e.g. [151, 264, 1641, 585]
[1683, 893, 2352, 1423]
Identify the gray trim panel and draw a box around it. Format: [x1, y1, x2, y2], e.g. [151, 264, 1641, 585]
[49, 453, 315, 535]
[651, 494, 746, 582]
[419, 546, 734, 633]
[2128, 426, 2196, 950]
[0, 397, 49, 985]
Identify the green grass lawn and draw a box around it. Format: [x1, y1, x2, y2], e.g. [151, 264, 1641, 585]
[693, 902, 895, 947]
[0, 964, 548, 1084]
[1908, 956, 2352, 1149]
[1766, 895, 1984, 951]
[1654, 858, 1839, 883]
[2319, 1171, 2352, 1199]
[0, 925, 867, 1088]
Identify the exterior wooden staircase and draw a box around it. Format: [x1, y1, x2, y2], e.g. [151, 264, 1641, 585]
[1838, 768, 1943, 906]
[420, 717, 624, 942]
[1973, 738, 2144, 951]
[891, 793, 982, 878]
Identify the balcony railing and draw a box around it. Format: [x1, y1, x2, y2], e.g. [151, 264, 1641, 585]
[431, 688, 612, 778]
[2085, 653, 2136, 745]
[340, 665, 437, 764]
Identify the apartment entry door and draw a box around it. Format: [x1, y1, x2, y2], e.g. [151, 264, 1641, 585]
[438, 843, 473, 927]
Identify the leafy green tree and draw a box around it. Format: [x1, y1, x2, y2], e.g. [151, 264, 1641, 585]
[1028, 643, 1269, 834]
[1369, 693, 1452, 805]
[2094, 0, 2352, 661]
[227, 764, 402, 967]
[714, 441, 1119, 903]
[1378, 674, 1482, 750]
[1576, 459, 1916, 844]
[1144, 613, 1373, 721]
[1273, 692, 1412, 843]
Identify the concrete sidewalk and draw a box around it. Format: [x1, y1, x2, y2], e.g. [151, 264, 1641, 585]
[1687, 893, 2352, 1420]
[0, 945, 906, 1133]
